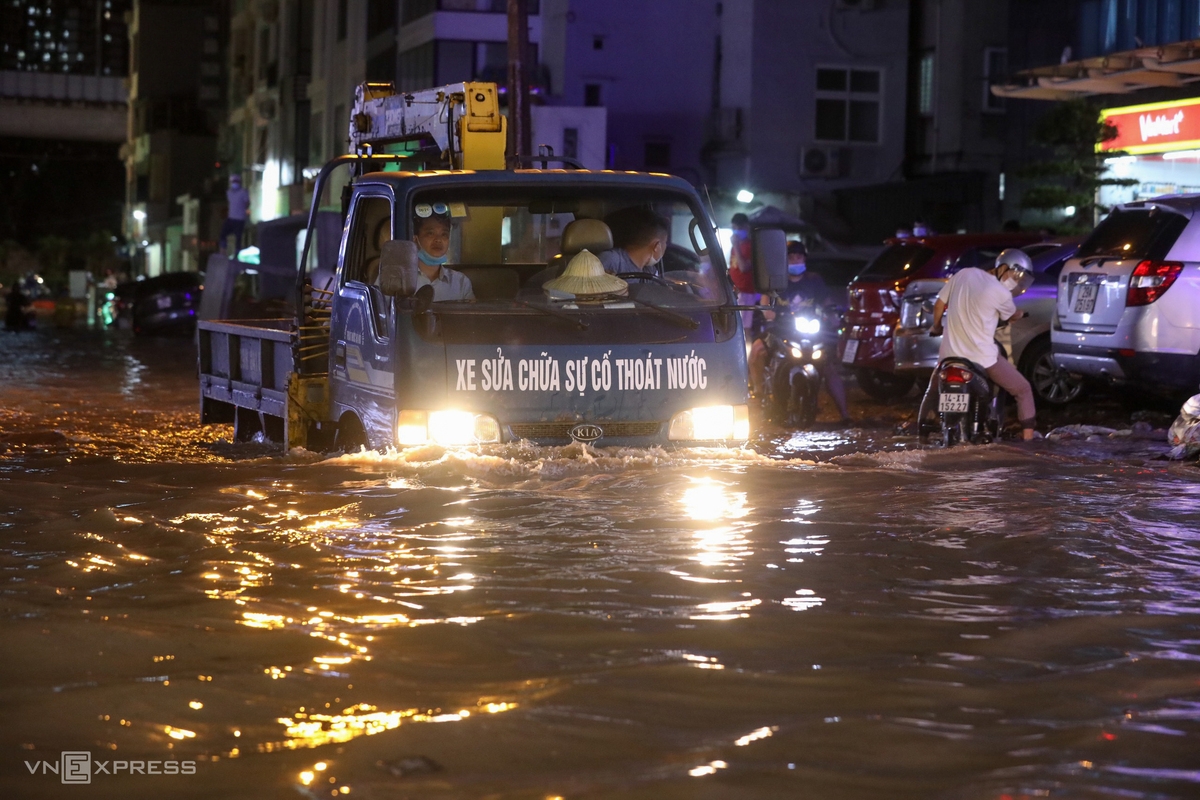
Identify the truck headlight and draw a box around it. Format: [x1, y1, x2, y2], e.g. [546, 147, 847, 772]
[396, 410, 501, 446]
[668, 405, 750, 442]
[794, 316, 821, 335]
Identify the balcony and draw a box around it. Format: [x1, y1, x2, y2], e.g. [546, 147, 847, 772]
[402, 0, 539, 25]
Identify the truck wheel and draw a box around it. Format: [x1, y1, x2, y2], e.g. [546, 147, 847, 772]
[335, 415, 368, 453]
[1021, 338, 1083, 406]
[855, 368, 915, 402]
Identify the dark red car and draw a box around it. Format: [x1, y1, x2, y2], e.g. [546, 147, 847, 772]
[839, 232, 1046, 400]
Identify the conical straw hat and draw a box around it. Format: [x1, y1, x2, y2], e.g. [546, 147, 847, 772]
[544, 249, 628, 297]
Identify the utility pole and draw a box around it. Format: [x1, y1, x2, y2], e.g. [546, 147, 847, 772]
[506, 0, 532, 163]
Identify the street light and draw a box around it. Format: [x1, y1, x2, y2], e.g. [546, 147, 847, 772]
[736, 189, 755, 204]
[1064, 205, 1077, 217]
[132, 209, 146, 221]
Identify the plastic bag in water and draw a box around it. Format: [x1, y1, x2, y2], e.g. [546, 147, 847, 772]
[1167, 393, 1200, 459]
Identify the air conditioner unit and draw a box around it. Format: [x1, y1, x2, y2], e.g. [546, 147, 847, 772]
[799, 147, 846, 179]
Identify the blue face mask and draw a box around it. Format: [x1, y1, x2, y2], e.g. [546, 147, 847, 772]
[417, 249, 447, 267]
[787, 263, 807, 276]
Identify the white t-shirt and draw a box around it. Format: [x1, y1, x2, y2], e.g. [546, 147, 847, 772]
[936, 267, 1016, 369]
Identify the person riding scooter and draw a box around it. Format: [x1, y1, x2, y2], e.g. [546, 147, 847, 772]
[927, 248, 1036, 440]
[751, 242, 851, 424]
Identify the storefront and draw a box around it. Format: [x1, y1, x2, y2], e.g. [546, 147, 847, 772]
[1097, 96, 1200, 209]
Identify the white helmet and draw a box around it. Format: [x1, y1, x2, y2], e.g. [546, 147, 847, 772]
[995, 248, 1034, 296]
[995, 248, 1033, 275]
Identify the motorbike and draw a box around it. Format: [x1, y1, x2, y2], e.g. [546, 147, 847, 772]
[763, 306, 829, 428]
[923, 352, 1009, 446]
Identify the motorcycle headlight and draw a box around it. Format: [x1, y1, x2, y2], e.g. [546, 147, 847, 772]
[396, 410, 501, 446]
[811, 348, 822, 359]
[789, 345, 804, 359]
[668, 405, 750, 442]
[794, 316, 821, 335]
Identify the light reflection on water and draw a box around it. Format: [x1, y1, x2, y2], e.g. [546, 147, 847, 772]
[2, 333, 1200, 798]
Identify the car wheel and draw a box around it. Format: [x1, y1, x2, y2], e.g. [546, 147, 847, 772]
[1022, 339, 1084, 405]
[855, 368, 915, 402]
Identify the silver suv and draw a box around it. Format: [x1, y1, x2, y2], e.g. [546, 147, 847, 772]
[1052, 198, 1200, 390]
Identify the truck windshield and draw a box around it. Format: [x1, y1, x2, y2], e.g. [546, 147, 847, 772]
[402, 189, 729, 309]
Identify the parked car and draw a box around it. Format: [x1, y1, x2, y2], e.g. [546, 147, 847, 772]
[839, 232, 1046, 400]
[1053, 198, 1200, 391]
[893, 239, 1085, 405]
[128, 272, 203, 336]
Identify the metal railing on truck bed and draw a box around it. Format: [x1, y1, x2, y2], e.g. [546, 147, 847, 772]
[198, 318, 329, 449]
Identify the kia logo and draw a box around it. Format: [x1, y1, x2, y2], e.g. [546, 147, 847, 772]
[569, 424, 603, 443]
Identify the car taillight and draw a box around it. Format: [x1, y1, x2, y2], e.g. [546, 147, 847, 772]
[940, 366, 972, 384]
[1127, 260, 1183, 306]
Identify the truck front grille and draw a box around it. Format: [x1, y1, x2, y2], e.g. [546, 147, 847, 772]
[508, 421, 661, 441]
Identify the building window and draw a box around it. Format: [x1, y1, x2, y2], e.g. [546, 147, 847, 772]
[402, 0, 438, 24]
[368, 0, 396, 31]
[563, 127, 578, 159]
[814, 66, 880, 143]
[983, 47, 1006, 113]
[593, 35, 603, 50]
[257, 26, 271, 81]
[584, 83, 601, 107]
[310, 111, 324, 165]
[337, 0, 347, 41]
[367, 44, 396, 81]
[644, 141, 670, 170]
[918, 52, 934, 116]
[428, 40, 535, 85]
[397, 42, 434, 91]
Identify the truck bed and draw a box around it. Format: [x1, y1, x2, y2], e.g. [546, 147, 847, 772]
[198, 318, 328, 446]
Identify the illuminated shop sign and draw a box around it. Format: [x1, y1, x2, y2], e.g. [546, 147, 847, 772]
[1099, 97, 1200, 154]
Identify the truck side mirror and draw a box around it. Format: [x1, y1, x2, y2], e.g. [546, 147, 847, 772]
[752, 227, 788, 293]
[379, 240, 419, 297]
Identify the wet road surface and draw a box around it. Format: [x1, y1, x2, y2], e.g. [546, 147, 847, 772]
[1, 329, 1199, 799]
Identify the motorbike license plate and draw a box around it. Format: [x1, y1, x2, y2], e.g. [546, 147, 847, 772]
[1073, 283, 1098, 314]
[842, 339, 859, 364]
[156, 296, 172, 310]
[938, 392, 970, 413]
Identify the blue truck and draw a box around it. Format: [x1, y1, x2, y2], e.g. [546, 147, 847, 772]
[197, 82, 786, 450]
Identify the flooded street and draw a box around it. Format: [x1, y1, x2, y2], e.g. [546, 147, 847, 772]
[2, 330, 1199, 800]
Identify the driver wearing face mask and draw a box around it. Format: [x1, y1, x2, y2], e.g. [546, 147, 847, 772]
[929, 248, 1037, 439]
[598, 206, 671, 275]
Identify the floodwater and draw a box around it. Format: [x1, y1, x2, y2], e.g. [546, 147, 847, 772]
[2, 329, 1199, 800]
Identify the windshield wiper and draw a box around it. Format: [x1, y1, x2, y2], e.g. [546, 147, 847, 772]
[514, 299, 590, 330]
[627, 296, 700, 330]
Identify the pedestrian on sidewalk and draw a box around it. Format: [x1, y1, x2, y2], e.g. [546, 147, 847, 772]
[219, 175, 251, 255]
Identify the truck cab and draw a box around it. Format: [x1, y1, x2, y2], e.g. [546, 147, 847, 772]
[325, 169, 751, 449]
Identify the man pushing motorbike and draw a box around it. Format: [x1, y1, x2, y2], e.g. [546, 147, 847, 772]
[928, 249, 1037, 441]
